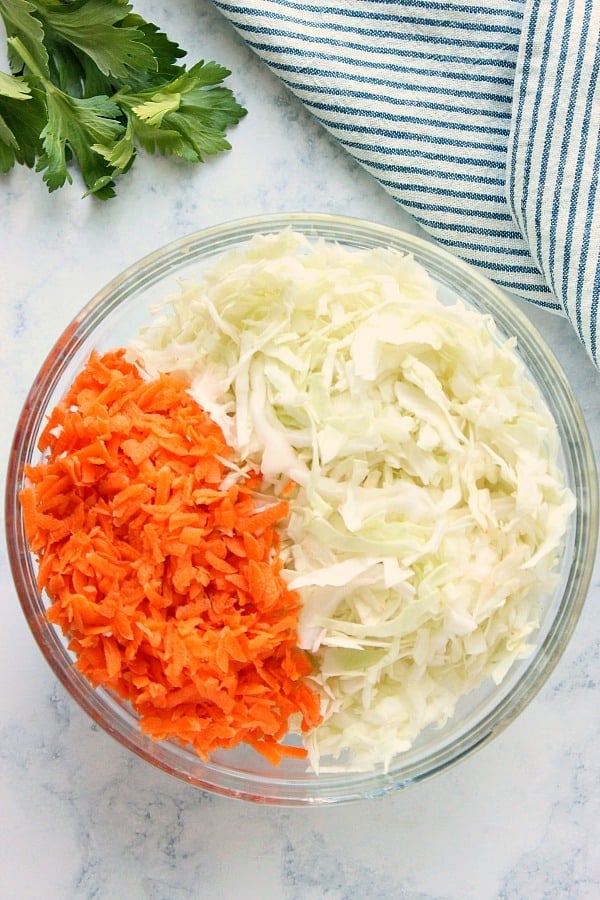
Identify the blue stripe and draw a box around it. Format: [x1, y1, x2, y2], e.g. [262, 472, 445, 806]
[271, 41, 519, 72]
[236, 22, 521, 53]
[279, 69, 513, 120]
[388, 182, 508, 204]
[360, 0, 523, 17]
[516, 1, 556, 244]
[272, 60, 514, 104]
[367, 160, 506, 187]
[547, 17, 586, 301]
[312, 116, 506, 154]
[223, 6, 521, 37]
[399, 198, 515, 222]
[427, 251, 543, 275]
[482, 276, 555, 295]
[533, 3, 573, 278]
[560, 10, 592, 336]
[300, 63, 516, 88]
[375, 0, 523, 17]
[507, 0, 540, 216]
[306, 100, 506, 142]
[300, 96, 511, 138]
[335, 135, 507, 170]
[460, 260, 543, 275]
[216, 0, 524, 19]
[431, 236, 534, 258]
[590, 252, 599, 362]
[570, 8, 599, 338]
[581, 140, 600, 358]
[416, 220, 527, 240]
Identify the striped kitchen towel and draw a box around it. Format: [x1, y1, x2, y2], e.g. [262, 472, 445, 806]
[212, 0, 600, 365]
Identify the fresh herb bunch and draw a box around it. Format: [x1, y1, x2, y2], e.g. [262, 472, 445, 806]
[0, 0, 247, 198]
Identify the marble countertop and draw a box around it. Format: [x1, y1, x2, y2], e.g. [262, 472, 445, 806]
[1, 2, 598, 898]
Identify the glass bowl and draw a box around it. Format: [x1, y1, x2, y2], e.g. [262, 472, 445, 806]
[6, 213, 598, 805]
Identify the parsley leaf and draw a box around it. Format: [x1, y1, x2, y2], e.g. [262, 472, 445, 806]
[0, 0, 246, 198]
[112, 61, 247, 165]
[10, 34, 123, 196]
[0, 68, 31, 100]
[36, 0, 157, 80]
[0, 71, 45, 170]
[119, 15, 186, 89]
[0, 108, 19, 172]
[0, 0, 49, 77]
[38, 87, 125, 198]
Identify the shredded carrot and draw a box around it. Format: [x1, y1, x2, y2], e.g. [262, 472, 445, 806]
[21, 349, 321, 764]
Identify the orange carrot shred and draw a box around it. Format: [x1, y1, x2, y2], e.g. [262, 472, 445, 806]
[21, 349, 321, 764]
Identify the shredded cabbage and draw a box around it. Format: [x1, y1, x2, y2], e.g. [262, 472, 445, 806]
[131, 230, 575, 772]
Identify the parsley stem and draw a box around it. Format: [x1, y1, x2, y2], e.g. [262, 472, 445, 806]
[7, 36, 45, 83]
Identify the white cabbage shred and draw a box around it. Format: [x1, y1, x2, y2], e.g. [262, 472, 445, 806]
[130, 230, 576, 772]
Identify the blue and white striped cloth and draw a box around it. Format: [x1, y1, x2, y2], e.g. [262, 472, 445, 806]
[212, 0, 600, 365]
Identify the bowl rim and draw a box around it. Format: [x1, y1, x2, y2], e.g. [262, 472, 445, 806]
[6, 212, 599, 804]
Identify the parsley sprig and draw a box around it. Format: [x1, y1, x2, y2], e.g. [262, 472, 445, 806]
[0, 0, 247, 198]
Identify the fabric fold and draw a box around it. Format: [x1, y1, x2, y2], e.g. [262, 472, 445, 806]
[212, 0, 599, 365]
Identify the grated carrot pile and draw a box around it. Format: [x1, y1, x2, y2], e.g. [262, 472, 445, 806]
[20, 349, 321, 764]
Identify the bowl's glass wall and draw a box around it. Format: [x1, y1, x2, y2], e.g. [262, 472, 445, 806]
[6, 214, 598, 804]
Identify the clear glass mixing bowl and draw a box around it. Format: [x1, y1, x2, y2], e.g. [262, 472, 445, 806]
[6, 214, 598, 804]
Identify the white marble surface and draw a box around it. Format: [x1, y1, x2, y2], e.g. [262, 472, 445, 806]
[1, 2, 599, 898]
